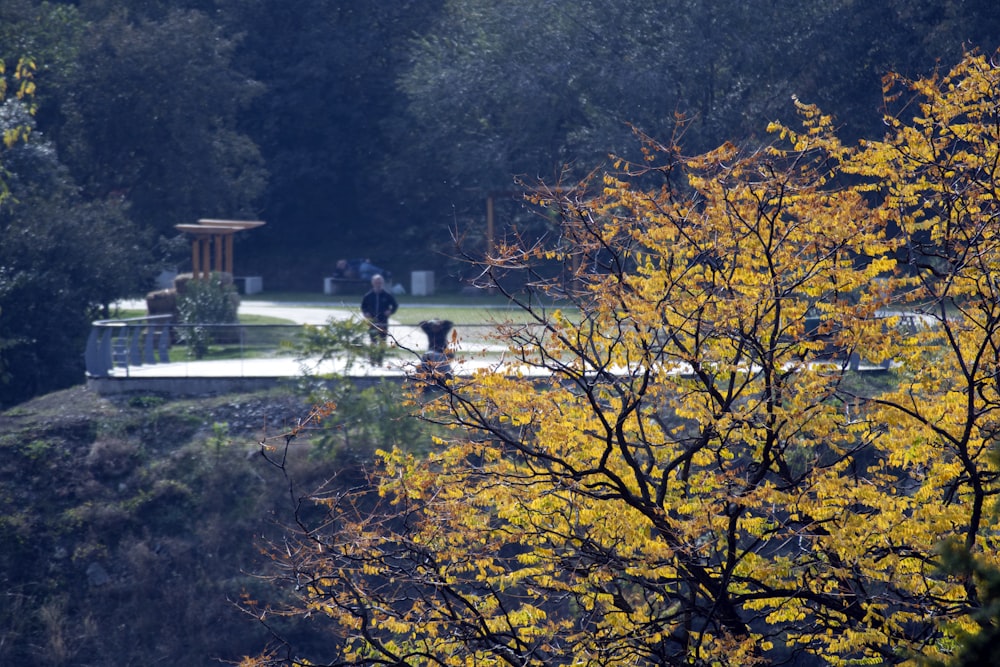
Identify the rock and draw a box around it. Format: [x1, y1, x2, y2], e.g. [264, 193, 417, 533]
[145, 288, 177, 317]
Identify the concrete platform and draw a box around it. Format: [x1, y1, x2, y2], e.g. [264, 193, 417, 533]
[87, 350, 544, 397]
[92, 300, 538, 395]
[95, 299, 893, 397]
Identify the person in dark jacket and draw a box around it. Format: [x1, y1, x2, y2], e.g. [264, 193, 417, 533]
[416, 319, 454, 387]
[360, 274, 398, 344]
[419, 319, 453, 353]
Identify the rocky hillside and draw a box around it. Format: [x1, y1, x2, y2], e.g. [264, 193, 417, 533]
[0, 384, 360, 666]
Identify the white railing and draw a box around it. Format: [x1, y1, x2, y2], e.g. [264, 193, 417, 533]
[85, 316, 305, 377]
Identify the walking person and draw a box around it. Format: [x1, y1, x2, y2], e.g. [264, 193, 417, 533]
[361, 275, 398, 358]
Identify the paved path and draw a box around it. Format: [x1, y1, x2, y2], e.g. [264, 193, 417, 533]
[118, 298, 354, 326]
[99, 299, 898, 392]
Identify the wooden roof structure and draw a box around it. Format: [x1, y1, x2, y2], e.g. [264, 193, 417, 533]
[174, 219, 265, 280]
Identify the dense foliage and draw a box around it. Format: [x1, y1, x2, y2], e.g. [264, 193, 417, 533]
[0, 388, 311, 666]
[0, 91, 150, 404]
[0, 382, 429, 666]
[242, 52, 1000, 666]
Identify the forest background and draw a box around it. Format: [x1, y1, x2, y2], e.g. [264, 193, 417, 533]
[0, 1, 998, 400]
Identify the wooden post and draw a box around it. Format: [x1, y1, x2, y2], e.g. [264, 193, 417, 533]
[214, 233, 224, 274]
[224, 234, 234, 275]
[487, 195, 495, 257]
[191, 238, 201, 279]
[201, 238, 211, 279]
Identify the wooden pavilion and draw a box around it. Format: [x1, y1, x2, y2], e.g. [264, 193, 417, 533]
[174, 219, 265, 280]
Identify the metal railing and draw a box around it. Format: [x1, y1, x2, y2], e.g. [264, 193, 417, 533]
[85, 316, 306, 377]
[84, 316, 530, 379]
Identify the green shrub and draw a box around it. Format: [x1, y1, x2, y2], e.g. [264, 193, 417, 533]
[176, 273, 240, 358]
[294, 316, 376, 371]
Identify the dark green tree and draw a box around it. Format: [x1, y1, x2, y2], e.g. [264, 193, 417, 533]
[0, 97, 151, 405]
[391, 0, 1000, 277]
[0, 0, 84, 124]
[7, 0, 1000, 292]
[226, 0, 445, 285]
[928, 538, 1000, 667]
[57, 8, 267, 237]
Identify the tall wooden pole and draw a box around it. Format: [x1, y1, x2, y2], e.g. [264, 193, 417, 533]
[487, 195, 495, 258]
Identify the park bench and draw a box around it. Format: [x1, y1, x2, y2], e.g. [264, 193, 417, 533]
[323, 277, 372, 294]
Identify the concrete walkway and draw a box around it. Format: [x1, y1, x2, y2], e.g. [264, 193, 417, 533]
[97, 299, 900, 396]
[118, 298, 354, 326]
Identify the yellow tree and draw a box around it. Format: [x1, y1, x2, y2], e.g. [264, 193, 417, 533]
[840, 50, 1000, 663]
[244, 51, 1000, 667]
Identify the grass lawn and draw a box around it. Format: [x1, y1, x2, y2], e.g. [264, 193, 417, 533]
[242, 291, 580, 326]
[111, 291, 578, 346]
[239, 313, 298, 325]
[391, 305, 577, 326]
[243, 290, 571, 306]
[111, 308, 297, 326]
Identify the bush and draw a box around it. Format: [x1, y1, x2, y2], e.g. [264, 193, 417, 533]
[176, 273, 240, 358]
[294, 317, 378, 372]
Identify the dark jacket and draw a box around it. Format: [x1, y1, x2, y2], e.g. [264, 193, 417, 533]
[361, 289, 398, 324]
[419, 319, 453, 352]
